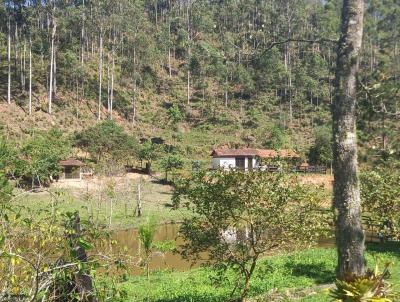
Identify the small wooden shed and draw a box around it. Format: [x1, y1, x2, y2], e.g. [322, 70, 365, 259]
[59, 159, 84, 180]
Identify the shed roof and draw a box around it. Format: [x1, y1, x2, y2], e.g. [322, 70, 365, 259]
[211, 148, 300, 158]
[59, 159, 85, 167]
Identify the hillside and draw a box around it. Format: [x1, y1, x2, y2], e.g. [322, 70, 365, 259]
[0, 0, 399, 165]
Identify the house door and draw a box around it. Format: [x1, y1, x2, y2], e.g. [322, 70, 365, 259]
[248, 158, 253, 171]
[235, 158, 245, 170]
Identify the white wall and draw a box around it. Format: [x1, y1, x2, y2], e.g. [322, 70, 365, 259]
[212, 157, 236, 170]
[212, 157, 260, 170]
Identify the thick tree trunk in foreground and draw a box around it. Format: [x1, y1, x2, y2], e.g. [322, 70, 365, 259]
[333, 0, 365, 280]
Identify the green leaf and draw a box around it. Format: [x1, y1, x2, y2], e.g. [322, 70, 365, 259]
[77, 238, 93, 251]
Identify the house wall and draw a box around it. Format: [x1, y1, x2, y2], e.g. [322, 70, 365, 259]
[212, 157, 259, 170]
[212, 157, 236, 169]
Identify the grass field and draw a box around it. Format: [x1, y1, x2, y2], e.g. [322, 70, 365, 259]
[12, 175, 189, 229]
[110, 243, 400, 302]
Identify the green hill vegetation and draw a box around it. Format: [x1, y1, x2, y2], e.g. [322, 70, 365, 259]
[0, 0, 399, 173]
[1, 1, 400, 301]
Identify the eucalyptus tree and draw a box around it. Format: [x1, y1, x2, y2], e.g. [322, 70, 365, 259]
[332, 0, 365, 279]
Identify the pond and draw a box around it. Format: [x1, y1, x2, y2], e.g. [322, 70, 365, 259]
[105, 223, 196, 274]
[104, 224, 383, 275]
[102, 223, 339, 275]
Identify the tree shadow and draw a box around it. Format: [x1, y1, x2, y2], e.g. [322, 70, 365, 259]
[150, 178, 173, 186]
[284, 262, 335, 284]
[366, 242, 400, 257]
[153, 294, 226, 302]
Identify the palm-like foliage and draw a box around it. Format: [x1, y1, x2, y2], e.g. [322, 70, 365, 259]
[330, 263, 398, 302]
[138, 217, 157, 279]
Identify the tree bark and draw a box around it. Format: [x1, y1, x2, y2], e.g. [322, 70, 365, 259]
[7, 19, 11, 104]
[168, 21, 172, 78]
[186, 0, 191, 105]
[48, 18, 56, 114]
[110, 42, 115, 119]
[29, 37, 32, 115]
[333, 0, 365, 280]
[98, 27, 103, 120]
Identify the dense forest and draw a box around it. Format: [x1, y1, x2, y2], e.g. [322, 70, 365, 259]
[0, 0, 399, 165]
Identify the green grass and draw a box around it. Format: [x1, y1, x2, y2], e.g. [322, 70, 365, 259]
[114, 243, 400, 302]
[12, 177, 190, 229]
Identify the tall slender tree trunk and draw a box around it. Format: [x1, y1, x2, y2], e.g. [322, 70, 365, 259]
[14, 24, 18, 81]
[132, 46, 137, 125]
[333, 0, 365, 280]
[107, 53, 110, 113]
[7, 19, 11, 104]
[168, 21, 172, 78]
[22, 39, 26, 90]
[48, 19, 56, 114]
[53, 42, 57, 96]
[81, 0, 85, 65]
[98, 28, 103, 120]
[224, 75, 228, 107]
[29, 37, 32, 115]
[110, 48, 114, 119]
[186, 1, 191, 105]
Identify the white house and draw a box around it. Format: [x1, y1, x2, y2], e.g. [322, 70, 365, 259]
[211, 148, 300, 171]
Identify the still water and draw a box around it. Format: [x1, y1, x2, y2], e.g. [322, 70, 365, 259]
[102, 223, 338, 275]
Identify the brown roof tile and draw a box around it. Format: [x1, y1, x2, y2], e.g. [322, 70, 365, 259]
[211, 148, 299, 158]
[59, 159, 85, 166]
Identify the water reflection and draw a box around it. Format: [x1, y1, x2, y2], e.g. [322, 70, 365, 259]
[103, 224, 381, 275]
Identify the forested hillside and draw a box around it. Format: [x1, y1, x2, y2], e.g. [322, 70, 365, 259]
[0, 0, 399, 164]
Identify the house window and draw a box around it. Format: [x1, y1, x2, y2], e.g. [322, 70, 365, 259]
[235, 158, 245, 170]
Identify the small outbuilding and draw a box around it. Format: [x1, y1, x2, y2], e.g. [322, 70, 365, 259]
[59, 159, 84, 180]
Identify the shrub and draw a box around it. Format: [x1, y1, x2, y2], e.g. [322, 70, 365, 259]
[75, 120, 139, 164]
[308, 126, 333, 166]
[160, 154, 184, 181]
[360, 169, 400, 240]
[173, 170, 329, 301]
[19, 129, 71, 186]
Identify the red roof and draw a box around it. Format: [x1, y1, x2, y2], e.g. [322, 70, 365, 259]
[59, 159, 85, 166]
[211, 148, 299, 158]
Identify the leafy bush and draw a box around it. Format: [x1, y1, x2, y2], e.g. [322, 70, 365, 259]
[167, 104, 184, 125]
[0, 203, 126, 301]
[360, 169, 400, 240]
[0, 173, 12, 203]
[309, 126, 333, 166]
[19, 129, 71, 186]
[160, 154, 184, 181]
[138, 140, 162, 174]
[263, 125, 293, 150]
[173, 170, 329, 301]
[75, 120, 139, 164]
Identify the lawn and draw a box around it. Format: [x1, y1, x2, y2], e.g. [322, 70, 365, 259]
[113, 243, 400, 302]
